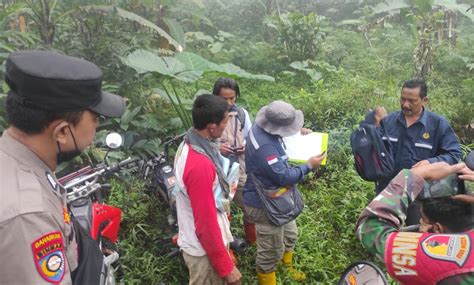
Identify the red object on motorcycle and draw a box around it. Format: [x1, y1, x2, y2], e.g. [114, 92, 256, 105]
[171, 233, 179, 246]
[91, 203, 122, 243]
[228, 249, 238, 265]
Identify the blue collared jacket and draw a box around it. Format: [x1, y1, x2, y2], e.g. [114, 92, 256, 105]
[243, 125, 311, 209]
[365, 107, 461, 191]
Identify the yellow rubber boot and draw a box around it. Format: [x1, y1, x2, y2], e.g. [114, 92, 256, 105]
[281, 251, 306, 281]
[256, 271, 276, 285]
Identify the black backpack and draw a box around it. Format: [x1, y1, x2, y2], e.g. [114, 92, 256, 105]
[350, 123, 395, 182]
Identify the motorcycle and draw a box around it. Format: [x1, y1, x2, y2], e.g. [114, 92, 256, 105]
[58, 132, 137, 285]
[140, 133, 185, 226]
[138, 133, 185, 257]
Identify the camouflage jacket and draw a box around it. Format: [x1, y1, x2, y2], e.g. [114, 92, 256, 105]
[356, 170, 474, 284]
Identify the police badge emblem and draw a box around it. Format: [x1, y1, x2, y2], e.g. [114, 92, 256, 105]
[31, 232, 66, 283]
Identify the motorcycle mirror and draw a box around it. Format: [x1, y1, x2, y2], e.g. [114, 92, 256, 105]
[338, 261, 388, 285]
[105, 132, 123, 149]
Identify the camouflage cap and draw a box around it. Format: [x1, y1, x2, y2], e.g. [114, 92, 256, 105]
[418, 174, 466, 200]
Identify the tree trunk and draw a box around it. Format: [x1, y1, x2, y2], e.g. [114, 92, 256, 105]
[18, 14, 27, 32]
[413, 37, 432, 80]
[413, 22, 433, 80]
[28, 0, 55, 46]
[266, 0, 273, 14]
[447, 10, 458, 48]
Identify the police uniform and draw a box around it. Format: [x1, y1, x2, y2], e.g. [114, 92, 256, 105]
[0, 50, 126, 285]
[0, 131, 77, 284]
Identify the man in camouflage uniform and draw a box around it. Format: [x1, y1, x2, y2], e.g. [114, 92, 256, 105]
[356, 162, 474, 284]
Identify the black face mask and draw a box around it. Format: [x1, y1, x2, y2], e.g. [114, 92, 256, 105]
[56, 126, 81, 164]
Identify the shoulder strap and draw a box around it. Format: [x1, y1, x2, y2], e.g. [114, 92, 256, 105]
[236, 107, 246, 131]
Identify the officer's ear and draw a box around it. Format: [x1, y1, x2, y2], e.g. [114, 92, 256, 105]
[422, 96, 429, 104]
[51, 120, 71, 145]
[432, 222, 445, 234]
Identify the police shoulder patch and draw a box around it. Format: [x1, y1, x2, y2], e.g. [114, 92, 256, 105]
[421, 234, 471, 267]
[31, 231, 66, 283]
[46, 172, 57, 190]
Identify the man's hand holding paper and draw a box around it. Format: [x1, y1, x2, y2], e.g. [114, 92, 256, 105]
[307, 152, 327, 169]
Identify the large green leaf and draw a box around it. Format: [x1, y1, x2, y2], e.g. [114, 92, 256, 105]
[161, 57, 187, 76]
[125, 50, 273, 82]
[170, 69, 202, 83]
[372, 0, 410, 14]
[306, 69, 323, 82]
[123, 50, 201, 82]
[175, 51, 218, 71]
[290, 61, 309, 70]
[123, 50, 169, 75]
[289, 61, 322, 82]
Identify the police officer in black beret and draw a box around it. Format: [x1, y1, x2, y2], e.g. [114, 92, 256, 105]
[0, 50, 125, 284]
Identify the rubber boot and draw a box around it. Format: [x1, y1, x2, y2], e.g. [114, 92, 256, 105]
[256, 271, 276, 285]
[281, 251, 306, 281]
[244, 221, 256, 245]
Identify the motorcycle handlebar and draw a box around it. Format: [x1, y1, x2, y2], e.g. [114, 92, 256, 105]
[105, 157, 138, 172]
[164, 133, 186, 147]
[64, 157, 138, 190]
[65, 156, 139, 202]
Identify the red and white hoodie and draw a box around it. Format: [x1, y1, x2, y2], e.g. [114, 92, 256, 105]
[174, 143, 234, 278]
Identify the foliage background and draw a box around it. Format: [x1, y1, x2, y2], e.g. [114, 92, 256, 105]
[0, 0, 473, 284]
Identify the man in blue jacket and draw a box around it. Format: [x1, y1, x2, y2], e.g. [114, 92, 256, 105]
[369, 79, 461, 193]
[365, 79, 461, 223]
[243, 101, 325, 284]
